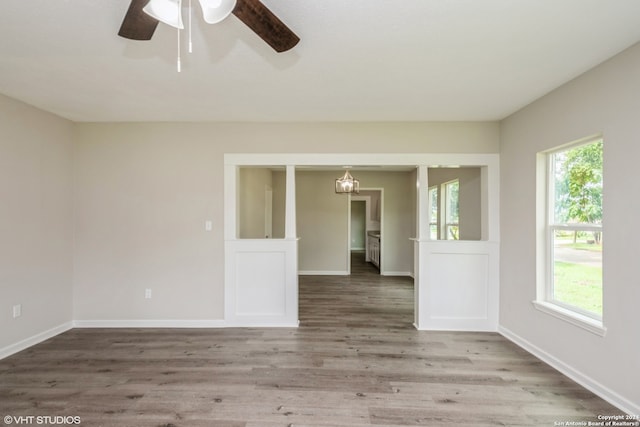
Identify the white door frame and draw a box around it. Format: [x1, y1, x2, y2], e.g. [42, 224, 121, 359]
[224, 153, 500, 331]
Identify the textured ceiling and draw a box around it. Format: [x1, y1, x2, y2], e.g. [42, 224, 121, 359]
[1, 0, 639, 122]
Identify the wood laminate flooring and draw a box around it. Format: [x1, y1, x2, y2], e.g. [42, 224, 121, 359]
[0, 252, 622, 426]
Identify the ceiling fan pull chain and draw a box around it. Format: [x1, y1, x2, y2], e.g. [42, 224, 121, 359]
[174, 0, 182, 72]
[177, 27, 182, 72]
[188, 0, 193, 53]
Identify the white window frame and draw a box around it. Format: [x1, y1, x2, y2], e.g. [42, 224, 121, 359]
[534, 136, 606, 336]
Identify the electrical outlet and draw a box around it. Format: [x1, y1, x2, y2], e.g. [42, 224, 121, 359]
[205, 220, 213, 231]
[13, 304, 22, 318]
[145, 289, 152, 299]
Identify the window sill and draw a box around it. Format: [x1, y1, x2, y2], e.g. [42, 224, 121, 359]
[532, 301, 607, 337]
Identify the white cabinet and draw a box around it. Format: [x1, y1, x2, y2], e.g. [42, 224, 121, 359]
[368, 232, 380, 269]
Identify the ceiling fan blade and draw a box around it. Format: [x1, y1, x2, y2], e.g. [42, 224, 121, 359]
[118, 0, 160, 40]
[232, 0, 299, 52]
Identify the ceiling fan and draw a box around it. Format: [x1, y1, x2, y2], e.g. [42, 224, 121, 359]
[118, 0, 300, 53]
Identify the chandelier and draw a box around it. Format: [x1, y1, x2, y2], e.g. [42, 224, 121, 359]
[335, 169, 360, 194]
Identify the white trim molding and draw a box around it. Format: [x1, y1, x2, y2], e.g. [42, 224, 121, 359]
[226, 153, 500, 330]
[381, 271, 413, 277]
[414, 240, 500, 332]
[224, 238, 299, 327]
[532, 300, 606, 337]
[499, 326, 639, 415]
[0, 322, 73, 360]
[299, 270, 349, 276]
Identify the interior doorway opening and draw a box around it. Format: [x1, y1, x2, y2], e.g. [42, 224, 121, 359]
[225, 153, 500, 331]
[349, 188, 383, 275]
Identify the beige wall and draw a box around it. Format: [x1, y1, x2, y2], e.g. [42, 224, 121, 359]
[71, 121, 498, 321]
[0, 94, 74, 350]
[359, 190, 381, 223]
[238, 167, 287, 239]
[500, 42, 640, 411]
[296, 171, 350, 273]
[351, 201, 366, 250]
[72, 128, 225, 321]
[428, 167, 482, 240]
[238, 167, 272, 239]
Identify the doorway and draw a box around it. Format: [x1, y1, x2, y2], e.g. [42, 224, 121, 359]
[350, 189, 382, 275]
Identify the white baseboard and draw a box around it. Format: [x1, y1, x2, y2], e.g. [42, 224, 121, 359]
[73, 319, 227, 328]
[381, 271, 413, 278]
[298, 270, 349, 276]
[499, 325, 639, 415]
[298, 270, 413, 278]
[224, 320, 299, 328]
[0, 321, 73, 360]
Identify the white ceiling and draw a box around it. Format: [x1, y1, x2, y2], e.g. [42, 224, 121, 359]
[1, 0, 639, 123]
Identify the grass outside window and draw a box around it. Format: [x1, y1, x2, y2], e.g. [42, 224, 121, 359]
[552, 231, 602, 317]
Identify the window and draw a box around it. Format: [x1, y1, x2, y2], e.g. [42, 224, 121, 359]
[443, 180, 459, 240]
[428, 186, 438, 239]
[428, 179, 459, 240]
[536, 138, 604, 332]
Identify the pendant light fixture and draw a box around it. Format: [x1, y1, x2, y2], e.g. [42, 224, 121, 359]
[335, 168, 360, 194]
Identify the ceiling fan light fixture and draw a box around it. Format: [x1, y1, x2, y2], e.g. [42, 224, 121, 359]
[143, 0, 185, 29]
[198, 0, 237, 24]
